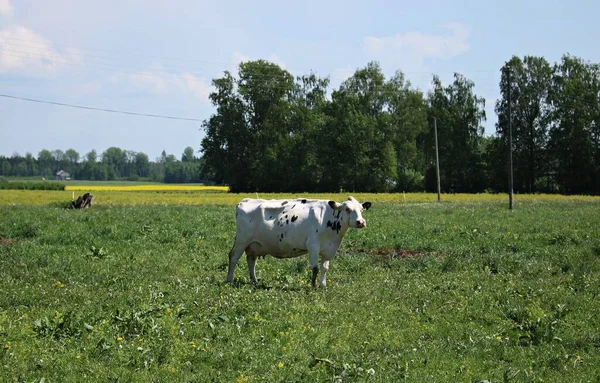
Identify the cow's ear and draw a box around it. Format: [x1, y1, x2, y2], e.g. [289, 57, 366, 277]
[328, 201, 342, 210]
[362, 202, 372, 210]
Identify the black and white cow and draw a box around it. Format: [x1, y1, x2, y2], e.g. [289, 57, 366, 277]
[226, 196, 372, 287]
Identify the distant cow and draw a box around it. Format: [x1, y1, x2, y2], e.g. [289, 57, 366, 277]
[226, 196, 372, 287]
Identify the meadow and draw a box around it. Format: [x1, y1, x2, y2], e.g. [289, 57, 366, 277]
[1, 190, 600, 382]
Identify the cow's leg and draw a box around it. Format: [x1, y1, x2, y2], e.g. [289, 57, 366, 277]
[319, 260, 330, 287]
[247, 253, 258, 284]
[308, 244, 320, 288]
[226, 238, 247, 283]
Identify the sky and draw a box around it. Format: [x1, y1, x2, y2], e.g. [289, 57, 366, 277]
[1, 0, 599, 160]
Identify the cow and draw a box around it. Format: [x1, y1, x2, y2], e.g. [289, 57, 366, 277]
[226, 196, 372, 287]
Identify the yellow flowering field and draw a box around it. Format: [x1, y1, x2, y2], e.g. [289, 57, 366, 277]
[1, 189, 599, 206]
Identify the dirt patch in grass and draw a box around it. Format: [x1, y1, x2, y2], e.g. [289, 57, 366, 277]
[0, 237, 15, 245]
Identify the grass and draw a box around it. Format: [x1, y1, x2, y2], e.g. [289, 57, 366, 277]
[1, 189, 599, 206]
[1, 192, 600, 381]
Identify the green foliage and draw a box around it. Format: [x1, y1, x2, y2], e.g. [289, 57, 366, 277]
[1, 146, 208, 185]
[202, 60, 428, 193]
[164, 161, 205, 183]
[548, 55, 600, 194]
[495, 54, 600, 195]
[397, 168, 424, 191]
[496, 55, 553, 193]
[423, 74, 487, 193]
[0, 199, 599, 381]
[0, 181, 65, 190]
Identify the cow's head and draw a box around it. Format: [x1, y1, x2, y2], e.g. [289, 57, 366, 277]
[328, 196, 372, 229]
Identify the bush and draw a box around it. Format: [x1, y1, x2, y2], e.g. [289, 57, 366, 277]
[397, 168, 425, 192]
[0, 181, 65, 190]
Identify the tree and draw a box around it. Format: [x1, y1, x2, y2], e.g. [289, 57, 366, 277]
[547, 54, 599, 193]
[25, 152, 36, 176]
[52, 150, 66, 164]
[284, 73, 331, 191]
[423, 74, 487, 192]
[37, 149, 54, 177]
[182, 146, 195, 162]
[135, 152, 150, 177]
[326, 62, 397, 192]
[101, 147, 126, 180]
[386, 71, 428, 191]
[85, 150, 97, 163]
[495, 56, 552, 193]
[1, 158, 10, 176]
[63, 148, 80, 176]
[65, 149, 80, 164]
[201, 60, 295, 192]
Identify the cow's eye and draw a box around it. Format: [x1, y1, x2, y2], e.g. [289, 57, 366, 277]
[346, 208, 351, 213]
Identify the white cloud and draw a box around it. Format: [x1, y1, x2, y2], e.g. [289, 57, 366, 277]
[363, 23, 470, 81]
[0, 26, 76, 76]
[127, 64, 213, 102]
[177, 72, 212, 100]
[0, 0, 13, 17]
[128, 64, 170, 95]
[364, 23, 470, 60]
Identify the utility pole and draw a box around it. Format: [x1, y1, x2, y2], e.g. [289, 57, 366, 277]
[434, 117, 441, 202]
[508, 69, 514, 210]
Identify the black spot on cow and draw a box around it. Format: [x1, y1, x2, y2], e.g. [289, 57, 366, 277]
[285, 215, 288, 218]
[269, 216, 273, 219]
[286, 219, 289, 225]
[281, 201, 288, 206]
[327, 220, 341, 234]
[292, 204, 296, 209]
[316, 229, 319, 233]
[291, 215, 298, 223]
[301, 199, 307, 204]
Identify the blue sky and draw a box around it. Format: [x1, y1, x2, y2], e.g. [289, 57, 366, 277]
[1, 0, 599, 160]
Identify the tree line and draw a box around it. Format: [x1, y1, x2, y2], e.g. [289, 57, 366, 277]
[0, 146, 210, 184]
[201, 54, 600, 194]
[3, 53, 599, 194]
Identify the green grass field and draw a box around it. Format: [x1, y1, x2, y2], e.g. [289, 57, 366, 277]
[1, 192, 600, 382]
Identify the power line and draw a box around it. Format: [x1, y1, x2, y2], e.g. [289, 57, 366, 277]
[0, 35, 502, 78]
[0, 93, 203, 122]
[0, 35, 234, 67]
[0, 49, 507, 94]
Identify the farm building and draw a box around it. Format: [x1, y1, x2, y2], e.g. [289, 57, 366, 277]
[55, 170, 71, 181]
